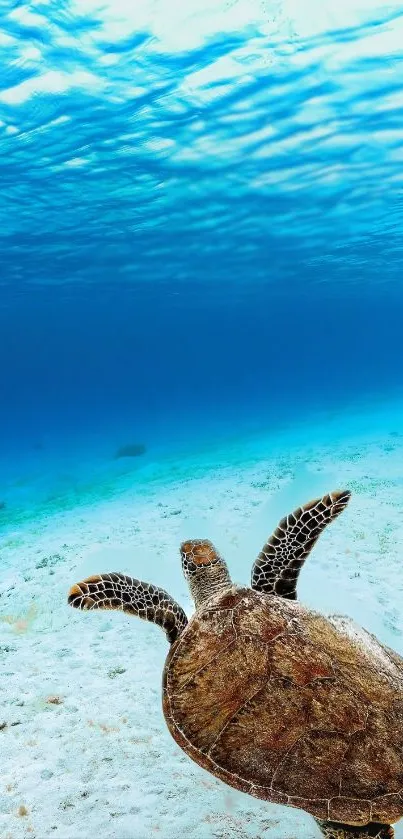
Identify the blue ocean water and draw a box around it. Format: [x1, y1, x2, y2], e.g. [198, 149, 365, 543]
[2, 3, 403, 838]
[1, 0, 403, 518]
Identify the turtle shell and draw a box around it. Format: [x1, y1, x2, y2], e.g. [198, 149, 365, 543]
[162, 587, 403, 826]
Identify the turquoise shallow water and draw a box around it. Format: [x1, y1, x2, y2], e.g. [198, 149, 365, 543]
[2, 400, 403, 838]
[1, 1, 403, 837]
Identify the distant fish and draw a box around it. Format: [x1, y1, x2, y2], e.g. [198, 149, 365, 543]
[113, 443, 146, 459]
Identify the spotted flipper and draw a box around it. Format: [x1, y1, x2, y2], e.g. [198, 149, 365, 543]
[68, 573, 188, 643]
[316, 820, 394, 838]
[251, 489, 351, 600]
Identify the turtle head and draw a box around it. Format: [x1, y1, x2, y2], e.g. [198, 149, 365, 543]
[180, 539, 232, 610]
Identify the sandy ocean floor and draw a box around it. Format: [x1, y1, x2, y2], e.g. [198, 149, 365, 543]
[2, 401, 403, 839]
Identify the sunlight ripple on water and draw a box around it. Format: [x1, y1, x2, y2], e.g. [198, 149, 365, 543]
[1, 0, 403, 289]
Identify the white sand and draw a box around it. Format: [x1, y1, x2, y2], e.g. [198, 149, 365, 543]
[2, 403, 403, 839]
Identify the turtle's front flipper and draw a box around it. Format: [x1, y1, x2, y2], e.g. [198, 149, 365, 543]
[68, 573, 187, 643]
[316, 820, 394, 838]
[251, 489, 351, 600]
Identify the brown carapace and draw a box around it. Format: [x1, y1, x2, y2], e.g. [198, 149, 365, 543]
[68, 489, 403, 839]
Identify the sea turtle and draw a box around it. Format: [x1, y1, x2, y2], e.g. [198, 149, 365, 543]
[68, 489, 403, 839]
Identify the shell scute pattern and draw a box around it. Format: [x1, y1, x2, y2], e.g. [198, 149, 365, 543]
[329, 797, 372, 825]
[163, 588, 403, 824]
[232, 588, 291, 641]
[165, 608, 236, 696]
[208, 681, 309, 786]
[371, 794, 403, 825]
[274, 730, 352, 799]
[167, 638, 269, 753]
[269, 634, 334, 686]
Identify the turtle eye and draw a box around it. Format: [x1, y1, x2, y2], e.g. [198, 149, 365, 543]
[180, 539, 221, 569]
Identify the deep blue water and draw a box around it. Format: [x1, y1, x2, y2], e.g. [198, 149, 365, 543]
[1, 0, 403, 503]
